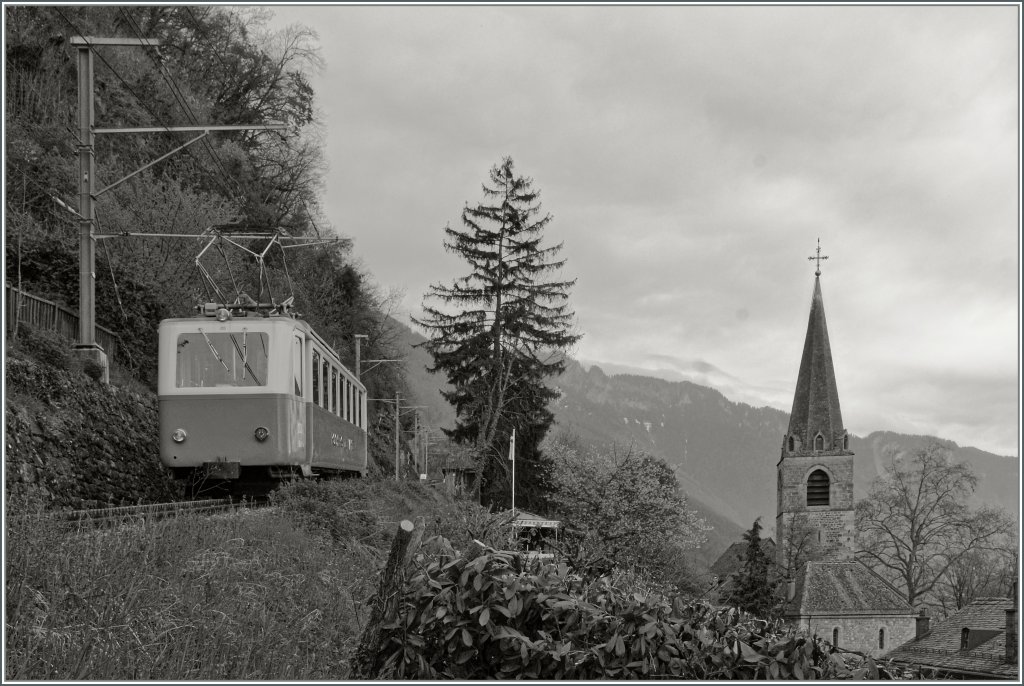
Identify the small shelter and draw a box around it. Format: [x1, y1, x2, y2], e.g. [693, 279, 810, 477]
[512, 510, 562, 556]
[440, 454, 478, 499]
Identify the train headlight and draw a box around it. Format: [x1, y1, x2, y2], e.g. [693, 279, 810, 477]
[216, 308, 231, 322]
[254, 427, 270, 442]
[171, 428, 187, 443]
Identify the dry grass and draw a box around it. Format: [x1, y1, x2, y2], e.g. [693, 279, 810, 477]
[5, 502, 376, 680]
[5, 478, 498, 680]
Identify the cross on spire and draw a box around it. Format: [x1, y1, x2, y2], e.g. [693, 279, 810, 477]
[808, 238, 829, 276]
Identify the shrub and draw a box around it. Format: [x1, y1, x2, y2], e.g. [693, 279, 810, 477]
[270, 479, 383, 545]
[370, 542, 905, 680]
[11, 323, 70, 371]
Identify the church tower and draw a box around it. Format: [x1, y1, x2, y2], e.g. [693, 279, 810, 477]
[777, 242, 855, 574]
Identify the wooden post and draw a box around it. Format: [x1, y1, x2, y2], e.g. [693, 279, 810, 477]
[352, 517, 424, 678]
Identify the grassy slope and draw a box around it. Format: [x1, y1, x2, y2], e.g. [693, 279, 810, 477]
[4, 479, 476, 680]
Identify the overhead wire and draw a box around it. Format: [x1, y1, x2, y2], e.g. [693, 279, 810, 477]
[119, 8, 243, 199]
[52, 7, 238, 200]
[51, 8, 306, 316]
[94, 207, 129, 321]
[122, 8, 305, 310]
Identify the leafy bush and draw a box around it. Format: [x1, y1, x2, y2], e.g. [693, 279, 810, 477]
[545, 435, 710, 588]
[371, 543, 904, 680]
[10, 323, 71, 372]
[426, 500, 517, 552]
[270, 479, 386, 546]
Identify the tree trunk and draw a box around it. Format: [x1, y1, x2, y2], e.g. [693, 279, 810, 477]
[351, 517, 424, 678]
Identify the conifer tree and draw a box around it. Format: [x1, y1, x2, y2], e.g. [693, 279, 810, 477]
[414, 157, 580, 508]
[730, 518, 777, 619]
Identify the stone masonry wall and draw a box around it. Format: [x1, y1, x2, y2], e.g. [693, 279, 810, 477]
[797, 614, 917, 658]
[777, 453, 854, 513]
[778, 509, 856, 569]
[5, 354, 179, 509]
[777, 452, 856, 569]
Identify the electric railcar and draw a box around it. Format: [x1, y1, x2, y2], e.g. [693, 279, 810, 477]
[158, 304, 367, 493]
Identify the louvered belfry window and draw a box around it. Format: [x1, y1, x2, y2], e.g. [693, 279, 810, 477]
[807, 469, 830, 506]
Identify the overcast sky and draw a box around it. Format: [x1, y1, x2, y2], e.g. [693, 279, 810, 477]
[267, 4, 1019, 458]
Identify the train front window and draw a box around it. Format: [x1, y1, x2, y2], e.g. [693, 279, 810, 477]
[176, 330, 269, 388]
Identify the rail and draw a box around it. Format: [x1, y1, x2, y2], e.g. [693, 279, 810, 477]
[12, 497, 266, 526]
[5, 284, 121, 361]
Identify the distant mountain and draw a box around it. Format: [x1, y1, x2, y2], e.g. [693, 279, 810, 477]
[389, 319, 456, 431]
[551, 359, 1018, 525]
[392, 320, 1019, 570]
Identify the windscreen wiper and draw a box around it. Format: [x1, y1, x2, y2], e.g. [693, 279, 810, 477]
[198, 328, 231, 373]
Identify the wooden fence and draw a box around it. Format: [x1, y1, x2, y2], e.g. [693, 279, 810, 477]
[5, 284, 121, 361]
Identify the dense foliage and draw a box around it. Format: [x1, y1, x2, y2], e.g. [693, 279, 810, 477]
[370, 542, 904, 680]
[545, 433, 710, 588]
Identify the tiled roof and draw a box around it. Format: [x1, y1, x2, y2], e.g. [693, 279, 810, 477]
[886, 597, 1017, 679]
[787, 276, 847, 453]
[784, 561, 914, 616]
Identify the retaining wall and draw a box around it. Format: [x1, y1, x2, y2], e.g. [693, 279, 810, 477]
[5, 354, 179, 509]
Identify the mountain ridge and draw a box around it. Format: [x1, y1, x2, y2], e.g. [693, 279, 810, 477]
[393, 318, 1019, 569]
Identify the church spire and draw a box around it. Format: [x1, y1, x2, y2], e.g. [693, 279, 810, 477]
[784, 244, 849, 457]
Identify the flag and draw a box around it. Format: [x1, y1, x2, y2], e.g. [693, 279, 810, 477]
[508, 428, 516, 461]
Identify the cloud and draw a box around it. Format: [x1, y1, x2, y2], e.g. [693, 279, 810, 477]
[267, 5, 1020, 458]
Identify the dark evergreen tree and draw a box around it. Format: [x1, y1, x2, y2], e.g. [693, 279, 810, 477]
[730, 518, 777, 619]
[414, 157, 580, 509]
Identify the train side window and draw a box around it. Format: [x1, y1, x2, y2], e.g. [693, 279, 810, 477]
[349, 382, 355, 424]
[312, 351, 321, 405]
[322, 359, 329, 409]
[348, 380, 354, 424]
[292, 336, 303, 396]
[358, 389, 364, 429]
[331, 368, 339, 415]
[342, 379, 348, 422]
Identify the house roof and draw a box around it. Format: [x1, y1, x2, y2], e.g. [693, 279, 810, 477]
[786, 275, 848, 454]
[784, 561, 914, 617]
[886, 597, 1017, 679]
[710, 538, 777, 579]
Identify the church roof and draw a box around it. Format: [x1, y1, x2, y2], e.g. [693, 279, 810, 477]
[786, 276, 848, 454]
[784, 561, 914, 617]
[885, 596, 1017, 679]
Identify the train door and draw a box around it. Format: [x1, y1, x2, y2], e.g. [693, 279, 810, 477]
[292, 332, 306, 455]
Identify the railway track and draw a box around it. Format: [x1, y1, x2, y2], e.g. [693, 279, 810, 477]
[16, 497, 269, 526]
